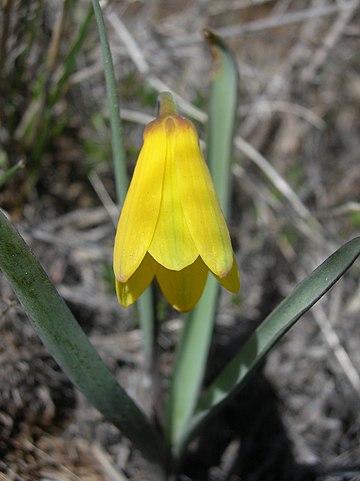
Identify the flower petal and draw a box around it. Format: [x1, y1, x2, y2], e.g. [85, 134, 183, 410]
[113, 121, 166, 282]
[149, 117, 198, 271]
[115, 253, 156, 308]
[214, 254, 240, 293]
[156, 256, 208, 312]
[175, 119, 233, 277]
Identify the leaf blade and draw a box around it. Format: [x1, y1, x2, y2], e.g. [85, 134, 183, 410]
[0, 209, 164, 468]
[91, 0, 127, 204]
[178, 237, 360, 451]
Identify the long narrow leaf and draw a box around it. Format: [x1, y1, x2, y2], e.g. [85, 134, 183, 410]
[175, 237, 360, 454]
[92, 0, 127, 204]
[205, 28, 238, 217]
[0, 210, 164, 470]
[167, 30, 238, 450]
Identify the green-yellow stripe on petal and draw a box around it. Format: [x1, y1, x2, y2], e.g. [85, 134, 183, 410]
[115, 253, 156, 307]
[176, 119, 233, 277]
[156, 256, 208, 313]
[149, 117, 198, 271]
[113, 120, 166, 282]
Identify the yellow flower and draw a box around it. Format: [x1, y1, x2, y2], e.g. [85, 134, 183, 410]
[113, 93, 239, 312]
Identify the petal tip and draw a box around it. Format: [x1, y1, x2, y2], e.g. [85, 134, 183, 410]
[216, 255, 240, 293]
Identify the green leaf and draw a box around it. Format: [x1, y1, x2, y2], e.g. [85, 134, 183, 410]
[92, 0, 127, 205]
[166, 30, 238, 453]
[166, 277, 218, 448]
[205, 28, 238, 218]
[0, 209, 164, 471]
[176, 237, 360, 453]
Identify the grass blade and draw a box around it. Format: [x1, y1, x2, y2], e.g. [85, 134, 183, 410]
[0, 209, 164, 469]
[23, 3, 94, 186]
[178, 237, 360, 451]
[0, 160, 24, 188]
[49, 5, 94, 106]
[167, 31, 238, 452]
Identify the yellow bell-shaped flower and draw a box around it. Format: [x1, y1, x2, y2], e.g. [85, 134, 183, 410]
[113, 92, 239, 312]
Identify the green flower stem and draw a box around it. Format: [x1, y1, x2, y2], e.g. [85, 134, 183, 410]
[158, 92, 178, 116]
[167, 276, 218, 448]
[0, 210, 165, 474]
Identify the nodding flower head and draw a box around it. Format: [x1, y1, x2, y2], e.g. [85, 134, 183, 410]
[113, 92, 239, 312]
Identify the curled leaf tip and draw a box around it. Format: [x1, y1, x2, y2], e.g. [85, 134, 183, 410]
[203, 28, 226, 50]
[202, 27, 214, 42]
